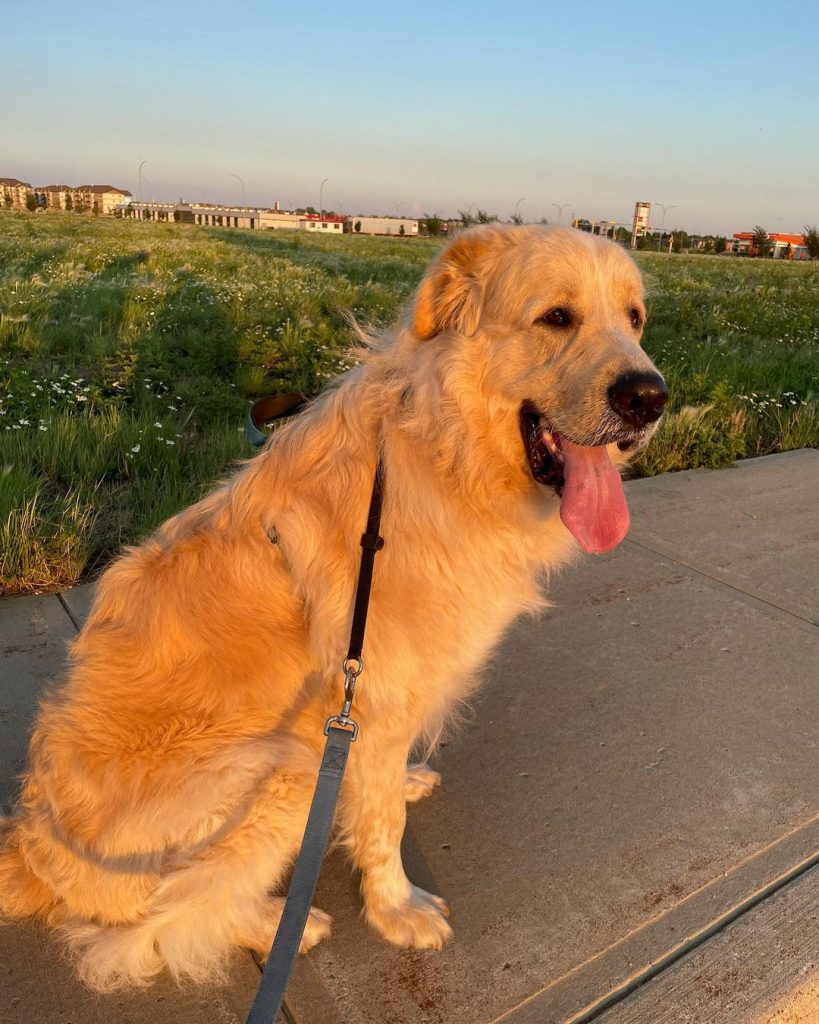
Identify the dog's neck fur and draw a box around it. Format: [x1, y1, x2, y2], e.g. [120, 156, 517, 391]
[232, 330, 578, 673]
[254, 328, 564, 544]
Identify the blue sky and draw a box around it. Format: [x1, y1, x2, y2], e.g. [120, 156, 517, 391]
[4, 0, 818, 233]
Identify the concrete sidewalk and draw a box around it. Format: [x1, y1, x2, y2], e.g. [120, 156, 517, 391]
[2, 450, 817, 1024]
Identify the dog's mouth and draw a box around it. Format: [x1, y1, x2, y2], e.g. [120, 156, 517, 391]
[520, 402, 567, 494]
[519, 401, 631, 554]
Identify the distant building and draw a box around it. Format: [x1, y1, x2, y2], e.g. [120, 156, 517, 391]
[732, 231, 810, 259]
[28, 182, 132, 214]
[122, 202, 353, 233]
[33, 185, 73, 210]
[347, 215, 419, 236]
[631, 201, 651, 248]
[73, 184, 132, 214]
[259, 210, 302, 230]
[1, 177, 32, 210]
[770, 233, 810, 260]
[124, 201, 263, 228]
[301, 213, 345, 234]
[116, 203, 423, 237]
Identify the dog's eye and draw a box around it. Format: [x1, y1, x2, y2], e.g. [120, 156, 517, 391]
[630, 308, 644, 330]
[539, 307, 572, 328]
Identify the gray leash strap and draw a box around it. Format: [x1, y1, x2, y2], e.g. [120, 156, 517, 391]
[245, 460, 385, 1024]
[246, 725, 353, 1024]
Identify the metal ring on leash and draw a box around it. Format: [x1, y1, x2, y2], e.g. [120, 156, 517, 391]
[342, 656, 363, 678]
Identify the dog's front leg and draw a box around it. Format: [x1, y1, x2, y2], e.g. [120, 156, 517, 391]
[339, 732, 452, 950]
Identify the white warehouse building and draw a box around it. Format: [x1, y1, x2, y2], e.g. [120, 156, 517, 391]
[349, 216, 418, 236]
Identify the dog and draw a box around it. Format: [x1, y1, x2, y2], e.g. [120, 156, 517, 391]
[0, 225, 667, 991]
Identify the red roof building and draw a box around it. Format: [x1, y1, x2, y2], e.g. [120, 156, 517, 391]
[733, 231, 810, 259]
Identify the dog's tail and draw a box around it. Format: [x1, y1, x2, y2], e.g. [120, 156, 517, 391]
[0, 815, 55, 920]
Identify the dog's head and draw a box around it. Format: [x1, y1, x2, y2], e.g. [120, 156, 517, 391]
[411, 224, 667, 554]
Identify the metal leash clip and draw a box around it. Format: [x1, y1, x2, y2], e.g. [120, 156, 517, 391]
[324, 657, 363, 741]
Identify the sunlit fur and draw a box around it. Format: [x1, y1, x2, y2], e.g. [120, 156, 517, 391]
[0, 226, 663, 990]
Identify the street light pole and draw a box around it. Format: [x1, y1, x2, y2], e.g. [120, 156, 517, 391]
[229, 174, 246, 207]
[319, 178, 329, 218]
[654, 202, 676, 251]
[514, 196, 526, 222]
[138, 159, 147, 204]
[551, 202, 571, 224]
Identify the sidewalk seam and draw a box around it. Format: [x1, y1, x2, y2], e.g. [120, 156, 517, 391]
[488, 814, 819, 1024]
[560, 854, 819, 1024]
[623, 538, 816, 627]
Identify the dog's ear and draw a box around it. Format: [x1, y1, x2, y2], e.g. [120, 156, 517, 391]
[413, 229, 502, 340]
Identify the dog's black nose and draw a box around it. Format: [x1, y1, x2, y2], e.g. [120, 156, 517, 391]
[608, 371, 669, 427]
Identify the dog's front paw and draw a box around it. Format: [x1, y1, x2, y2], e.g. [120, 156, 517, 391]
[366, 886, 452, 950]
[405, 764, 442, 803]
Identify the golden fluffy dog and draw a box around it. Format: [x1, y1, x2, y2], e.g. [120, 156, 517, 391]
[0, 225, 667, 990]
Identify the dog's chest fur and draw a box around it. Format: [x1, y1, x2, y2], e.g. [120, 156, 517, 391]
[271, 460, 570, 738]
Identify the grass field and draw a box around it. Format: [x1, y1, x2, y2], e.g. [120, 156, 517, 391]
[1, 214, 817, 595]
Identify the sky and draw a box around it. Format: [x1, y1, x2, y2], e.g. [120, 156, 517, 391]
[4, 0, 819, 235]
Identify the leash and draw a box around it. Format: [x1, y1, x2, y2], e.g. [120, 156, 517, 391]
[245, 443, 386, 1024]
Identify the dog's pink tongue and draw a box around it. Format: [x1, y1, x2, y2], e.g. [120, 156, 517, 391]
[559, 438, 630, 553]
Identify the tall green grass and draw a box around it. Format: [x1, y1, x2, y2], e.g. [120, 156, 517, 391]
[634, 253, 818, 474]
[0, 214, 816, 594]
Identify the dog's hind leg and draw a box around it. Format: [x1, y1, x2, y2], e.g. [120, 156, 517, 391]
[405, 764, 442, 803]
[0, 819, 56, 919]
[237, 897, 332, 959]
[58, 767, 330, 991]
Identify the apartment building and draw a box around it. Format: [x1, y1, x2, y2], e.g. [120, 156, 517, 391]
[72, 184, 132, 214]
[3, 175, 131, 213]
[33, 184, 73, 210]
[1, 177, 33, 210]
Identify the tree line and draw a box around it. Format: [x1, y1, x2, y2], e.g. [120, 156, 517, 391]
[417, 212, 819, 258]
